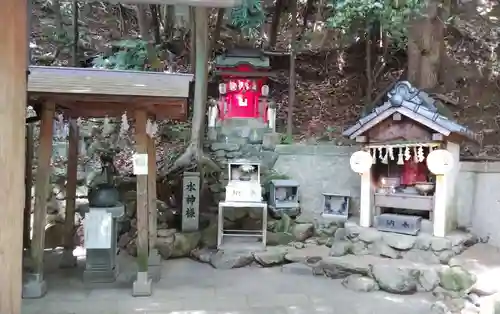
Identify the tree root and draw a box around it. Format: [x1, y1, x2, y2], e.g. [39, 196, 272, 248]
[160, 143, 221, 179]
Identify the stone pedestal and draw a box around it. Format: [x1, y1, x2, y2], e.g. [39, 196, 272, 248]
[147, 249, 161, 282]
[22, 273, 47, 299]
[132, 271, 152, 297]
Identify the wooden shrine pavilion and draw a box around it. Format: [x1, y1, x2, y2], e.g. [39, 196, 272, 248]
[22, 65, 193, 301]
[0, 0, 242, 313]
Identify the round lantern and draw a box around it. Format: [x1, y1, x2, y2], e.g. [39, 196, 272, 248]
[261, 85, 269, 96]
[426, 149, 454, 175]
[218, 83, 226, 95]
[350, 151, 373, 174]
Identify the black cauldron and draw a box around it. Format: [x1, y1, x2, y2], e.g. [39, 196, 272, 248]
[88, 183, 120, 208]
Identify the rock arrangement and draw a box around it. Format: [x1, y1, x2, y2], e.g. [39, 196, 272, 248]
[204, 119, 280, 204]
[330, 222, 479, 264]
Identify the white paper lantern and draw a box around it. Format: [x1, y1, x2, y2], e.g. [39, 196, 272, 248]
[218, 83, 226, 94]
[349, 151, 373, 174]
[426, 149, 454, 175]
[261, 85, 269, 96]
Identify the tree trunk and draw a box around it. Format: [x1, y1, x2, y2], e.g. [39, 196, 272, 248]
[0, 0, 26, 311]
[287, 0, 298, 137]
[162, 7, 219, 177]
[72, 0, 79, 67]
[365, 27, 372, 106]
[52, 0, 64, 37]
[189, 6, 196, 73]
[210, 8, 225, 54]
[269, 0, 283, 49]
[150, 4, 161, 44]
[163, 5, 175, 40]
[407, 0, 446, 89]
[302, 0, 315, 29]
[136, 4, 161, 70]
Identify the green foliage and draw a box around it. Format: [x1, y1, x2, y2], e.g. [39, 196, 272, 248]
[230, 0, 265, 36]
[92, 39, 152, 70]
[327, 0, 425, 45]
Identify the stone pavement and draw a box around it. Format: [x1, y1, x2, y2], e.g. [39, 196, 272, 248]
[22, 256, 434, 314]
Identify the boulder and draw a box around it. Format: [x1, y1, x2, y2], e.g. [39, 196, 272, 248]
[439, 266, 476, 292]
[358, 228, 381, 243]
[383, 233, 416, 251]
[351, 241, 370, 255]
[267, 232, 295, 246]
[253, 247, 288, 267]
[418, 268, 441, 292]
[190, 247, 215, 263]
[370, 242, 400, 259]
[210, 250, 254, 269]
[320, 256, 371, 279]
[156, 231, 201, 259]
[431, 238, 452, 252]
[171, 232, 201, 257]
[329, 241, 351, 257]
[371, 264, 419, 294]
[403, 249, 441, 264]
[342, 274, 378, 292]
[291, 223, 314, 242]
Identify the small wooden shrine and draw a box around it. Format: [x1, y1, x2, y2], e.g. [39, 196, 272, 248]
[343, 81, 480, 237]
[208, 48, 276, 130]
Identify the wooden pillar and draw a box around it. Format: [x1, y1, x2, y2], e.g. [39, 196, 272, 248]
[24, 124, 35, 250]
[60, 119, 78, 268]
[148, 134, 157, 251]
[359, 171, 373, 228]
[132, 109, 152, 296]
[24, 102, 55, 298]
[147, 130, 160, 281]
[0, 0, 27, 310]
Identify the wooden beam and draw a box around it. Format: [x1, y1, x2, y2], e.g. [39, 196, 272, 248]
[135, 109, 149, 273]
[28, 66, 192, 98]
[31, 102, 55, 279]
[213, 70, 276, 77]
[96, 0, 243, 7]
[0, 0, 27, 310]
[60, 120, 78, 268]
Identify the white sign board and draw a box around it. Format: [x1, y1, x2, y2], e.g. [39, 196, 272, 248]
[132, 153, 148, 175]
[84, 210, 113, 249]
[225, 183, 262, 203]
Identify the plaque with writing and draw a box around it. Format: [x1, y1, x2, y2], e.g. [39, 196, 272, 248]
[84, 210, 113, 249]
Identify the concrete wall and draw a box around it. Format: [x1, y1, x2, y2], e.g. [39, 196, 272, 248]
[273, 144, 361, 222]
[457, 162, 500, 248]
[273, 144, 500, 248]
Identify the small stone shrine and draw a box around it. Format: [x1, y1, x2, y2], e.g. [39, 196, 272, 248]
[268, 179, 300, 218]
[321, 192, 350, 221]
[343, 81, 480, 237]
[217, 159, 267, 250]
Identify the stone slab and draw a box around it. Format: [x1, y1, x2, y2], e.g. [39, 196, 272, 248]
[83, 267, 118, 284]
[132, 271, 152, 297]
[148, 250, 162, 282]
[22, 274, 47, 299]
